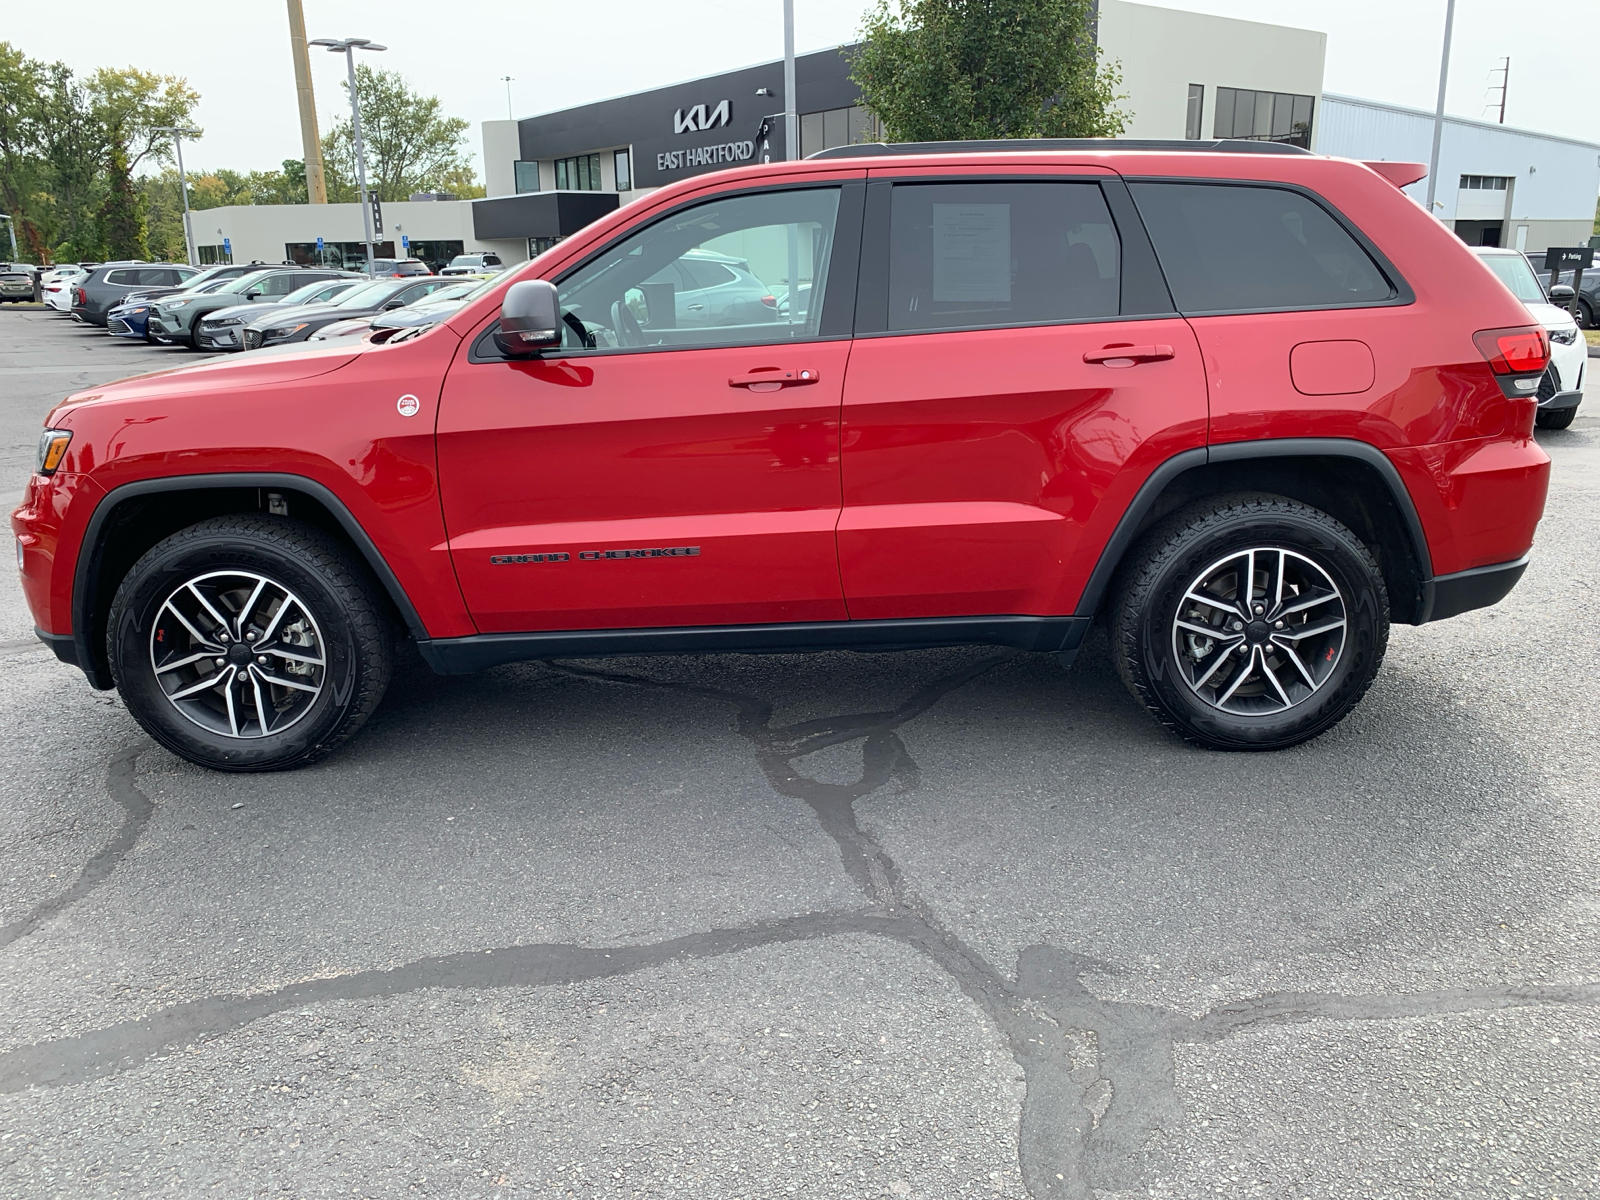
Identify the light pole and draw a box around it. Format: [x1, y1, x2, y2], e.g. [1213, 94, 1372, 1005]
[310, 36, 387, 275]
[782, 0, 797, 160]
[1424, 0, 1456, 217]
[153, 126, 201, 266]
[501, 76, 514, 120]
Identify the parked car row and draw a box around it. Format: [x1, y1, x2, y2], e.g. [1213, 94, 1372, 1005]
[41, 258, 498, 352]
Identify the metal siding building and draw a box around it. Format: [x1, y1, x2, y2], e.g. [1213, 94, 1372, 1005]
[1315, 94, 1600, 253]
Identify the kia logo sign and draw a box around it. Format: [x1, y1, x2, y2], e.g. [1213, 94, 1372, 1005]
[674, 100, 731, 134]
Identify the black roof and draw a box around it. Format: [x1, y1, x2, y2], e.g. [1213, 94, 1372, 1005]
[808, 138, 1314, 160]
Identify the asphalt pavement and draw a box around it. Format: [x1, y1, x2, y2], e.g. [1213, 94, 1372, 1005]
[0, 308, 1596, 1199]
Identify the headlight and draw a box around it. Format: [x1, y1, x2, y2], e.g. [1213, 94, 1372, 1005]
[1549, 327, 1579, 345]
[36, 429, 72, 476]
[206, 317, 245, 327]
[263, 323, 309, 339]
[164, 299, 192, 310]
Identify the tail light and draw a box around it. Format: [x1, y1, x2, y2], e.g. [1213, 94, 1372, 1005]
[1472, 326, 1550, 375]
[760, 295, 777, 308]
[74, 286, 86, 305]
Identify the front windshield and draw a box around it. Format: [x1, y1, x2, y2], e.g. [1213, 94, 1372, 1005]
[1480, 253, 1547, 304]
[330, 280, 396, 307]
[282, 278, 353, 305]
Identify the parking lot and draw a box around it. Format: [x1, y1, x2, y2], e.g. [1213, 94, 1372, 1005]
[1, 307, 1597, 1198]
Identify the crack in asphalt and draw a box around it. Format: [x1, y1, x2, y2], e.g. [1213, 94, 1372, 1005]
[0, 746, 150, 952]
[0, 661, 1596, 1198]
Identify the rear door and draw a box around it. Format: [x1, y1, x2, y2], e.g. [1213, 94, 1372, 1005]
[438, 179, 864, 633]
[838, 170, 1208, 620]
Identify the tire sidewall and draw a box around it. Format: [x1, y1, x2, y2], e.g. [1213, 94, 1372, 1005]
[1134, 512, 1386, 749]
[110, 528, 362, 771]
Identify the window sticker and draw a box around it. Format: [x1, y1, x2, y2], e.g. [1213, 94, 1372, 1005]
[932, 203, 1011, 302]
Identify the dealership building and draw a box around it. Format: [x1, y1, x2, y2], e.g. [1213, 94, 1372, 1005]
[205, 0, 1598, 269]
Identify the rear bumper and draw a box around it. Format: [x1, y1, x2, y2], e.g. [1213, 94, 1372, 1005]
[1421, 555, 1529, 623]
[1540, 389, 1583, 412]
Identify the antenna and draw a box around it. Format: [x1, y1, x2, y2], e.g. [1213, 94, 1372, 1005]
[1485, 56, 1509, 124]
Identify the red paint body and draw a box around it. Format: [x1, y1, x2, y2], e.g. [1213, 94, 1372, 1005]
[14, 150, 1550, 652]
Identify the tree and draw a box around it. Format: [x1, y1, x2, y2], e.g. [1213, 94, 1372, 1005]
[87, 66, 200, 173]
[321, 64, 479, 202]
[100, 143, 146, 258]
[851, 0, 1127, 143]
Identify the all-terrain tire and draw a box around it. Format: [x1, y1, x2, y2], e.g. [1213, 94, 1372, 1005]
[107, 515, 393, 771]
[1111, 493, 1389, 751]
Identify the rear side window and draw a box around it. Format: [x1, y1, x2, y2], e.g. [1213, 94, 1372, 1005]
[887, 182, 1120, 332]
[104, 269, 138, 286]
[1130, 182, 1394, 313]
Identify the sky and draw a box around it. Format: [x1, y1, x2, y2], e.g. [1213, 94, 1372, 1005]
[5, 0, 1595, 180]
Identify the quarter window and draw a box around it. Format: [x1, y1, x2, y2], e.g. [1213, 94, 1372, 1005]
[554, 187, 841, 351]
[1130, 182, 1395, 313]
[885, 182, 1121, 333]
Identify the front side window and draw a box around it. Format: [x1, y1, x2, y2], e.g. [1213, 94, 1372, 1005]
[1130, 182, 1395, 313]
[886, 182, 1120, 333]
[554, 187, 841, 352]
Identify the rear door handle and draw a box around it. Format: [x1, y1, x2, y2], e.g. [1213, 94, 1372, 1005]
[1083, 344, 1175, 365]
[729, 368, 821, 390]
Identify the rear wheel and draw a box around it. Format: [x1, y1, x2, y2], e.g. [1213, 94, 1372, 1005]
[1112, 494, 1389, 751]
[107, 516, 393, 771]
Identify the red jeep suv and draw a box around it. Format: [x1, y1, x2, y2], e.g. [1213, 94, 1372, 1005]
[14, 139, 1552, 771]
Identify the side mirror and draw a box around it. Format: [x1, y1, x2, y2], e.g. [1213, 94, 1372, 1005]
[1549, 283, 1576, 301]
[495, 280, 561, 356]
[246, 289, 263, 300]
[383, 298, 407, 310]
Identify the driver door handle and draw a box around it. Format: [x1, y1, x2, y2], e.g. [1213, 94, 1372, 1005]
[1083, 343, 1175, 365]
[729, 368, 821, 390]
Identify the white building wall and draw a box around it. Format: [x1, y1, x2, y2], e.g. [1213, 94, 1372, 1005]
[480, 121, 521, 198]
[1096, 0, 1326, 140]
[202, 200, 528, 267]
[1315, 94, 1600, 252]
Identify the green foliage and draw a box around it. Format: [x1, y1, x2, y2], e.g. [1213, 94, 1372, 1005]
[100, 142, 146, 259]
[0, 41, 198, 262]
[851, 0, 1127, 142]
[321, 64, 479, 202]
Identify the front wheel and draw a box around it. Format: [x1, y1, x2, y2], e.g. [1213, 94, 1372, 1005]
[1535, 403, 1579, 430]
[107, 516, 393, 771]
[1112, 494, 1389, 751]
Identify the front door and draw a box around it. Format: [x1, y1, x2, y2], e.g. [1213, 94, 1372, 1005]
[838, 175, 1208, 619]
[438, 182, 861, 633]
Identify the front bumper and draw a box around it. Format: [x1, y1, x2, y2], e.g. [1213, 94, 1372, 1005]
[147, 311, 194, 339]
[196, 324, 243, 350]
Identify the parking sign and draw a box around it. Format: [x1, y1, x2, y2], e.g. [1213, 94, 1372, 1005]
[401, 234, 410, 251]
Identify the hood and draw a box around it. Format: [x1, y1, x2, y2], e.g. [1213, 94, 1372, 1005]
[373, 299, 467, 329]
[204, 299, 298, 324]
[244, 300, 385, 329]
[47, 340, 363, 425]
[1525, 301, 1578, 330]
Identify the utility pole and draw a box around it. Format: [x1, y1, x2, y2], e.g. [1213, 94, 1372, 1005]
[311, 37, 387, 274]
[783, 0, 798, 160]
[502, 76, 514, 120]
[154, 126, 201, 265]
[287, 0, 328, 203]
[1424, 0, 1456, 217]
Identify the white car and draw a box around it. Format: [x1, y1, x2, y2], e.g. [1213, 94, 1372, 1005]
[1473, 247, 1585, 430]
[41, 264, 89, 312]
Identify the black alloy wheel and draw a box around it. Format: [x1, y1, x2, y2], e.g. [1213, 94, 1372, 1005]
[1112, 493, 1389, 751]
[107, 515, 393, 771]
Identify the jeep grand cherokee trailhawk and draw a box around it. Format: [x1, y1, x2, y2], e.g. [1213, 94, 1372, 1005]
[15, 139, 1551, 771]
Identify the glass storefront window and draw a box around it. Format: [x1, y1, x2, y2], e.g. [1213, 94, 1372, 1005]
[800, 106, 882, 158]
[1212, 88, 1315, 149]
[514, 161, 540, 193]
[614, 150, 631, 192]
[556, 154, 602, 190]
[1185, 84, 1204, 140]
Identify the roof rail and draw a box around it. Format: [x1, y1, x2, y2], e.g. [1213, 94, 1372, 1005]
[808, 138, 1314, 160]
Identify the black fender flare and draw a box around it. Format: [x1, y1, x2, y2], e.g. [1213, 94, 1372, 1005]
[1072, 438, 1436, 621]
[69, 472, 429, 689]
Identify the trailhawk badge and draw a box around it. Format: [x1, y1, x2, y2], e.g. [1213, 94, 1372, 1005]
[396, 394, 420, 417]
